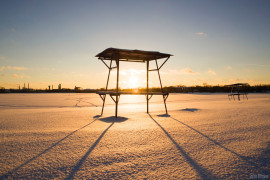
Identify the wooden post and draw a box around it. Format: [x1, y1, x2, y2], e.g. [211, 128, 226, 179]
[155, 60, 168, 114]
[101, 60, 112, 115]
[155, 60, 163, 92]
[115, 53, 119, 118]
[237, 86, 240, 101]
[146, 60, 149, 113]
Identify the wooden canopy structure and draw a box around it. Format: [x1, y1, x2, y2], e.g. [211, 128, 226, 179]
[96, 48, 172, 117]
[226, 83, 249, 101]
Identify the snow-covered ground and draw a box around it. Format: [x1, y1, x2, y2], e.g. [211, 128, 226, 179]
[0, 93, 269, 179]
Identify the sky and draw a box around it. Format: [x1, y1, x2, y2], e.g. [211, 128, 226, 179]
[0, 0, 270, 89]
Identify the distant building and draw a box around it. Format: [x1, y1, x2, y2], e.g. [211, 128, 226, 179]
[58, 84, 61, 90]
[74, 86, 82, 92]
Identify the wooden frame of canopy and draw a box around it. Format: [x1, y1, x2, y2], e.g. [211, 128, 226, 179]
[95, 48, 172, 117]
[226, 83, 249, 101]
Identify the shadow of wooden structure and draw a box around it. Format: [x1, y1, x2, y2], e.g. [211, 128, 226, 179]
[96, 48, 172, 117]
[226, 83, 249, 101]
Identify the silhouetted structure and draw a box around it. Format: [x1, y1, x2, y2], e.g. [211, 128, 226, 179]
[74, 86, 81, 92]
[96, 48, 172, 117]
[226, 83, 249, 101]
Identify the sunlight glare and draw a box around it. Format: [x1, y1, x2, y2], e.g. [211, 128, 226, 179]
[128, 76, 139, 88]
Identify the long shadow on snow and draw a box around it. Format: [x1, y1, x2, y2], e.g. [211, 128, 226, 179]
[170, 116, 269, 175]
[65, 122, 114, 179]
[1, 119, 97, 179]
[148, 114, 217, 180]
[75, 98, 98, 107]
[255, 142, 270, 175]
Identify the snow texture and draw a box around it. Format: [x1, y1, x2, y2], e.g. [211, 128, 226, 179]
[0, 93, 269, 179]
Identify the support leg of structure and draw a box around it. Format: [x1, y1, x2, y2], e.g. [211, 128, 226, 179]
[115, 57, 119, 118]
[109, 94, 119, 118]
[116, 96, 118, 118]
[100, 60, 112, 116]
[101, 95, 106, 115]
[115, 95, 120, 118]
[99, 94, 106, 115]
[146, 60, 149, 113]
[163, 95, 168, 114]
[155, 60, 168, 114]
[163, 94, 168, 114]
[237, 88, 240, 101]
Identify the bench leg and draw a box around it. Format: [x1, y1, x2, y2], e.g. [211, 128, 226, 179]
[163, 94, 169, 114]
[115, 95, 119, 118]
[101, 95, 106, 116]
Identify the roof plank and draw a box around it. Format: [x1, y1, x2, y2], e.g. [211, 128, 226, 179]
[96, 47, 172, 62]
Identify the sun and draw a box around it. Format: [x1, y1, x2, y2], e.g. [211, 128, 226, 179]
[128, 76, 139, 89]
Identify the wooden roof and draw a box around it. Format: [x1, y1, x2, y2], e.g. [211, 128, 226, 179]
[96, 48, 172, 62]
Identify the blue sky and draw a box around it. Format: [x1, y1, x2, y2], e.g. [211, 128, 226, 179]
[0, 0, 270, 89]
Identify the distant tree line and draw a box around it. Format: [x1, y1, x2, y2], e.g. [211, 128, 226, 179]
[1, 84, 270, 93]
[0, 87, 96, 93]
[162, 84, 270, 93]
[99, 84, 270, 93]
